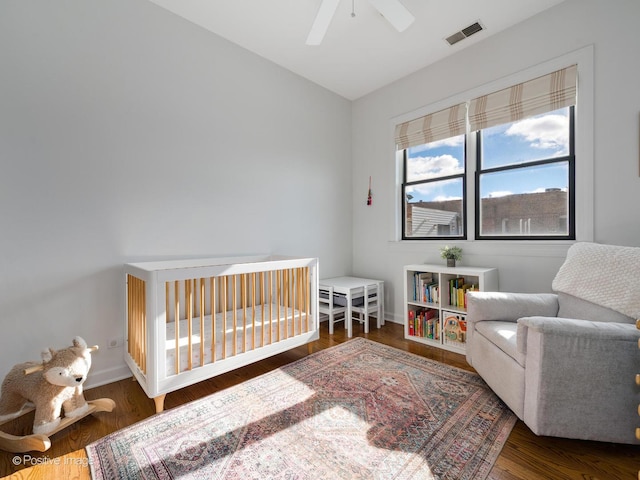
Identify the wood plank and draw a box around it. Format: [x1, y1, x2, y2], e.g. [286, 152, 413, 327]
[0, 322, 637, 479]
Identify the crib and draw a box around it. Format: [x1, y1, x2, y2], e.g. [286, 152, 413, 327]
[124, 255, 318, 413]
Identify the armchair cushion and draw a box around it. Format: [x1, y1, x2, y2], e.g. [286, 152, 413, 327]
[556, 292, 635, 324]
[466, 292, 558, 323]
[475, 321, 524, 366]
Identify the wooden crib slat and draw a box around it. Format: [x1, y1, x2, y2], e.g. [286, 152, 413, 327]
[282, 269, 287, 340]
[268, 271, 274, 346]
[232, 275, 237, 357]
[295, 268, 298, 335]
[305, 266, 310, 332]
[251, 272, 256, 351]
[296, 268, 302, 333]
[260, 271, 265, 348]
[200, 278, 205, 367]
[174, 281, 180, 375]
[221, 276, 227, 360]
[291, 268, 295, 337]
[214, 277, 218, 363]
[187, 280, 193, 371]
[276, 270, 282, 342]
[241, 274, 247, 354]
[287, 269, 292, 339]
[297, 268, 303, 333]
[288, 268, 293, 338]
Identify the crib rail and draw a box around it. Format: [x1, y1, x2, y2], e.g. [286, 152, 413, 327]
[163, 266, 311, 375]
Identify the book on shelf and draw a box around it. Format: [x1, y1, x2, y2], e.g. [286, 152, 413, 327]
[413, 272, 439, 304]
[408, 308, 440, 340]
[448, 277, 478, 308]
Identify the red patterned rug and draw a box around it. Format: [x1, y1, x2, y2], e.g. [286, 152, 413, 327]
[86, 338, 515, 479]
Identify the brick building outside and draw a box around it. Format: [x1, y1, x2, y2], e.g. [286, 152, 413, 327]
[406, 189, 568, 237]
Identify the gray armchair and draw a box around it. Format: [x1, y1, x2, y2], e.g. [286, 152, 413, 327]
[466, 242, 640, 444]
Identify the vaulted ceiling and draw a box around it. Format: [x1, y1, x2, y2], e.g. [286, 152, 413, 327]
[147, 0, 566, 100]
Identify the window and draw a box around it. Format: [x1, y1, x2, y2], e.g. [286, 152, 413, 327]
[396, 64, 579, 241]
[402, 135, 466, 239]
[476, 107, 575, 239]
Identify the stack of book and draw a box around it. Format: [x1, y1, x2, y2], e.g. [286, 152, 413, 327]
[448, 277, 478, 309]
[408, 308, 440, 339]
[412, 272, 439, 304]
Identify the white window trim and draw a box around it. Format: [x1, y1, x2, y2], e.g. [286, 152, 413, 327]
[389, 45, 594, 248]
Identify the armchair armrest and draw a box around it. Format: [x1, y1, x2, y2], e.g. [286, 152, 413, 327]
[466, 292, 558, 324]
[517, 316, 640, 443]
[516, 316, 637, 355]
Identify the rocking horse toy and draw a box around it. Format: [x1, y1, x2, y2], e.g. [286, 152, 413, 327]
[0, 336, 115, 453]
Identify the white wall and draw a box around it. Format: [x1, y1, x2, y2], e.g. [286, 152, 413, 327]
[0, 0, 352, 385]
[351, 0, 640, 323]
[2, 0, 639, 387]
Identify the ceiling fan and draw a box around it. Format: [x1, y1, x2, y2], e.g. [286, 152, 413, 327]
[306, 0, 415, 45]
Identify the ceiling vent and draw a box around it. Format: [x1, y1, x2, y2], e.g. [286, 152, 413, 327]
[445, 21, 484, 46]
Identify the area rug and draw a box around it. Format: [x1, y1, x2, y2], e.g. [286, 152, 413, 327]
[86, 338, 516, 479]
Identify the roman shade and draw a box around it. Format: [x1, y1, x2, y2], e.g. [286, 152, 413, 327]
[468, 64, 577, 132]
[395, 102, 466, 150]
[395, 65, 577, 150]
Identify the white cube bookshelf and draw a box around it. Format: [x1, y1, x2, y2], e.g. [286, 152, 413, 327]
[403, 264, 499, 354]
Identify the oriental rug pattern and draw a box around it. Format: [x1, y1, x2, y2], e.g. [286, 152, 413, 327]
[86, 338, 516, 479]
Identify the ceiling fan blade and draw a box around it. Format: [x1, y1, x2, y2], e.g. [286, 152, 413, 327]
[367, 0, 415, 32]
[306, 0, 342, 45]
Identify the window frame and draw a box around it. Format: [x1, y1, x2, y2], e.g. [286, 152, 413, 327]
[392, 48, 593, 247]
[401, 137, 467, 241]
[474, 106, 576, 241]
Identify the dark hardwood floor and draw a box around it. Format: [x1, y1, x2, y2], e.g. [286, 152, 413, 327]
[0, 322, 637, 479]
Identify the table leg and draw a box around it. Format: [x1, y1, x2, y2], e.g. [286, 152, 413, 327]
[346, 294, 353, 338]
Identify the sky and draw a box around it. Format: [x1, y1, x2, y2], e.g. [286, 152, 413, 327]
[405, 107, 570, 202]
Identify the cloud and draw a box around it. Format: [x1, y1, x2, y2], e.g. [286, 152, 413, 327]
[407, 154, 463, 181]
[408, 134, 464, 155]
[433, 195, 463, 201]
[486, 190, 513, 198]
[406, 177, 462, 200]
[505, 113, 569, 155]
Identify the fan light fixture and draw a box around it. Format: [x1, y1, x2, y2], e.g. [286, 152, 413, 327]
[306, 0, 415, 46]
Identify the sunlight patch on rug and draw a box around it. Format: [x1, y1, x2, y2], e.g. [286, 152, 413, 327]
[87, 338, 515, 479]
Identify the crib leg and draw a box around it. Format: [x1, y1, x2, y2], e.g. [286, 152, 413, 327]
[153, 394, 167, 414]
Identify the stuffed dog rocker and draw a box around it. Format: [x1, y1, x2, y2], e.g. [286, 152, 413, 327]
[0, 336, 94, 435]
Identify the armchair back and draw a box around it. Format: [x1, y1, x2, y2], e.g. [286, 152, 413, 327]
[552, 242, 640, 322]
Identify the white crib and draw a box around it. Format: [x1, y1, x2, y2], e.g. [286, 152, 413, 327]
[124, 255, 318, 412]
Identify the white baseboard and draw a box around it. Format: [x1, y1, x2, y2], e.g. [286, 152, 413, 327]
[84, 317, 404, 390]
[85, 364, 132, 390]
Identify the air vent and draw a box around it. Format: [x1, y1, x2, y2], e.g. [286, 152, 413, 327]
[445, 21, 484, 46]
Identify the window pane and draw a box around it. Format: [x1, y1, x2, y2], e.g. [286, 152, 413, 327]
[478, 162, 569, 236]
[404, 178, 464, 238]
[481, 107, 570, 170]
[406, 135, 464, 182]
